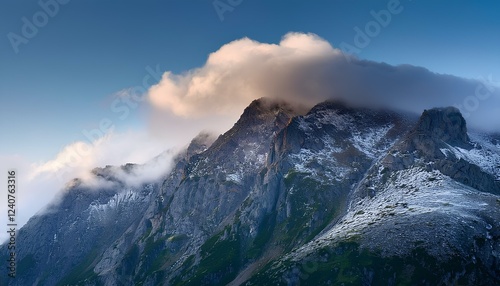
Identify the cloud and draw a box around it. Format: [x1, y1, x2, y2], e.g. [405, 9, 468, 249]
[3, 32, 500, 243]
[148, 32, 500, 131]
[149, 33, 339, 118]
[0, 130, 178, 243]
[30, 131, 176, 184]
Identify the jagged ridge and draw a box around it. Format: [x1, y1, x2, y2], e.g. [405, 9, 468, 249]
[1, 99, 499, 286]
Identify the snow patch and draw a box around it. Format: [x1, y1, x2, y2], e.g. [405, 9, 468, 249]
[286, 167, 496, 261]
[315, 110, 354, 130]
[350, 124, 393, 158]
[86, 188, 148, 221]
[226, 173, 242, 183]
[443, 133, 500, 180]
[288, 143, 350, 183]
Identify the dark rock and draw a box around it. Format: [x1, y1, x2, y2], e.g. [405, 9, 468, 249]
[415, 107, 469, 146]
[2, 99, 499, 286]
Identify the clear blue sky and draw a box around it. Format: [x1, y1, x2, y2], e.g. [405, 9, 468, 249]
[1, 0, 499, 162]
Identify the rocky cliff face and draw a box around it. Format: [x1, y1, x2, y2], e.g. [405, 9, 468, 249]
[249, 106, 500, 285]
[2, 98, 499, 286]
[1, 169, 159, 286]
[93, 98, 301, 285]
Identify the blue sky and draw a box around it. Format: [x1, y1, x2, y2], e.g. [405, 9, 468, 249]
[1, 0, 500, 242]
[1, 0, 499, 161]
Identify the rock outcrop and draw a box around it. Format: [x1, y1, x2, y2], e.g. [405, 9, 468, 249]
[2, 99, 499, 286]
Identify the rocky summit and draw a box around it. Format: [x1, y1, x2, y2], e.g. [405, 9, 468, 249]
[2, 98, 499, 285]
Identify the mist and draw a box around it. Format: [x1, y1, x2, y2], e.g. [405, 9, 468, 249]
[0, 131, 179, 243]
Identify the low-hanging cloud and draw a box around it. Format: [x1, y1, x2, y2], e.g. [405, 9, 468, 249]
[30, 131, 177, 185]
[0, 130, 178, 243]
[149, 32, 500, 131]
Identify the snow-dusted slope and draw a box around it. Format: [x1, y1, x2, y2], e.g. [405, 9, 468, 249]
[441, 132, 500, 180]
[3, 100, 499, 285]
[288, 166, 499, 260]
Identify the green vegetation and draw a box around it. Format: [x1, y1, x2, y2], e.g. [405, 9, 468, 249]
[116, 244, 139, 280]
[135, 235, 174, 281]
[17, 254, 36, 273]
[139, 225, 153, 243]
[280, 172, 341, 251]
[142, 236, 165, 260]
[178, 228, 242, 286]
[246, 211, 277, 259]
[57, 248, 101, 286]
[248, 240, 495, 285]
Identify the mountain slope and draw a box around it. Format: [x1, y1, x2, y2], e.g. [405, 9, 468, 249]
[248, 107, 500, 285]
[96, 98, 302, 285]
[1, 99, 499, 286]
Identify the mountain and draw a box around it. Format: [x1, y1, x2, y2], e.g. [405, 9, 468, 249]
[2, 98, 499, 285]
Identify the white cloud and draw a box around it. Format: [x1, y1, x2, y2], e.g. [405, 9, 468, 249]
[30, 131, 176, 183]
[148, 33, 340, 119]
[0, 130, 178, 243]
[148, 32, 500, 131]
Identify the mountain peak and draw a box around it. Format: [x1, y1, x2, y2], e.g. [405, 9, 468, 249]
[5, 100, 500, 285]
[186, 132, 217, 158]
[239, 97, 300, 122]
[415, 106, 469, 145]
[224, 97, 303, 136]
[306, 99, 351, 115]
